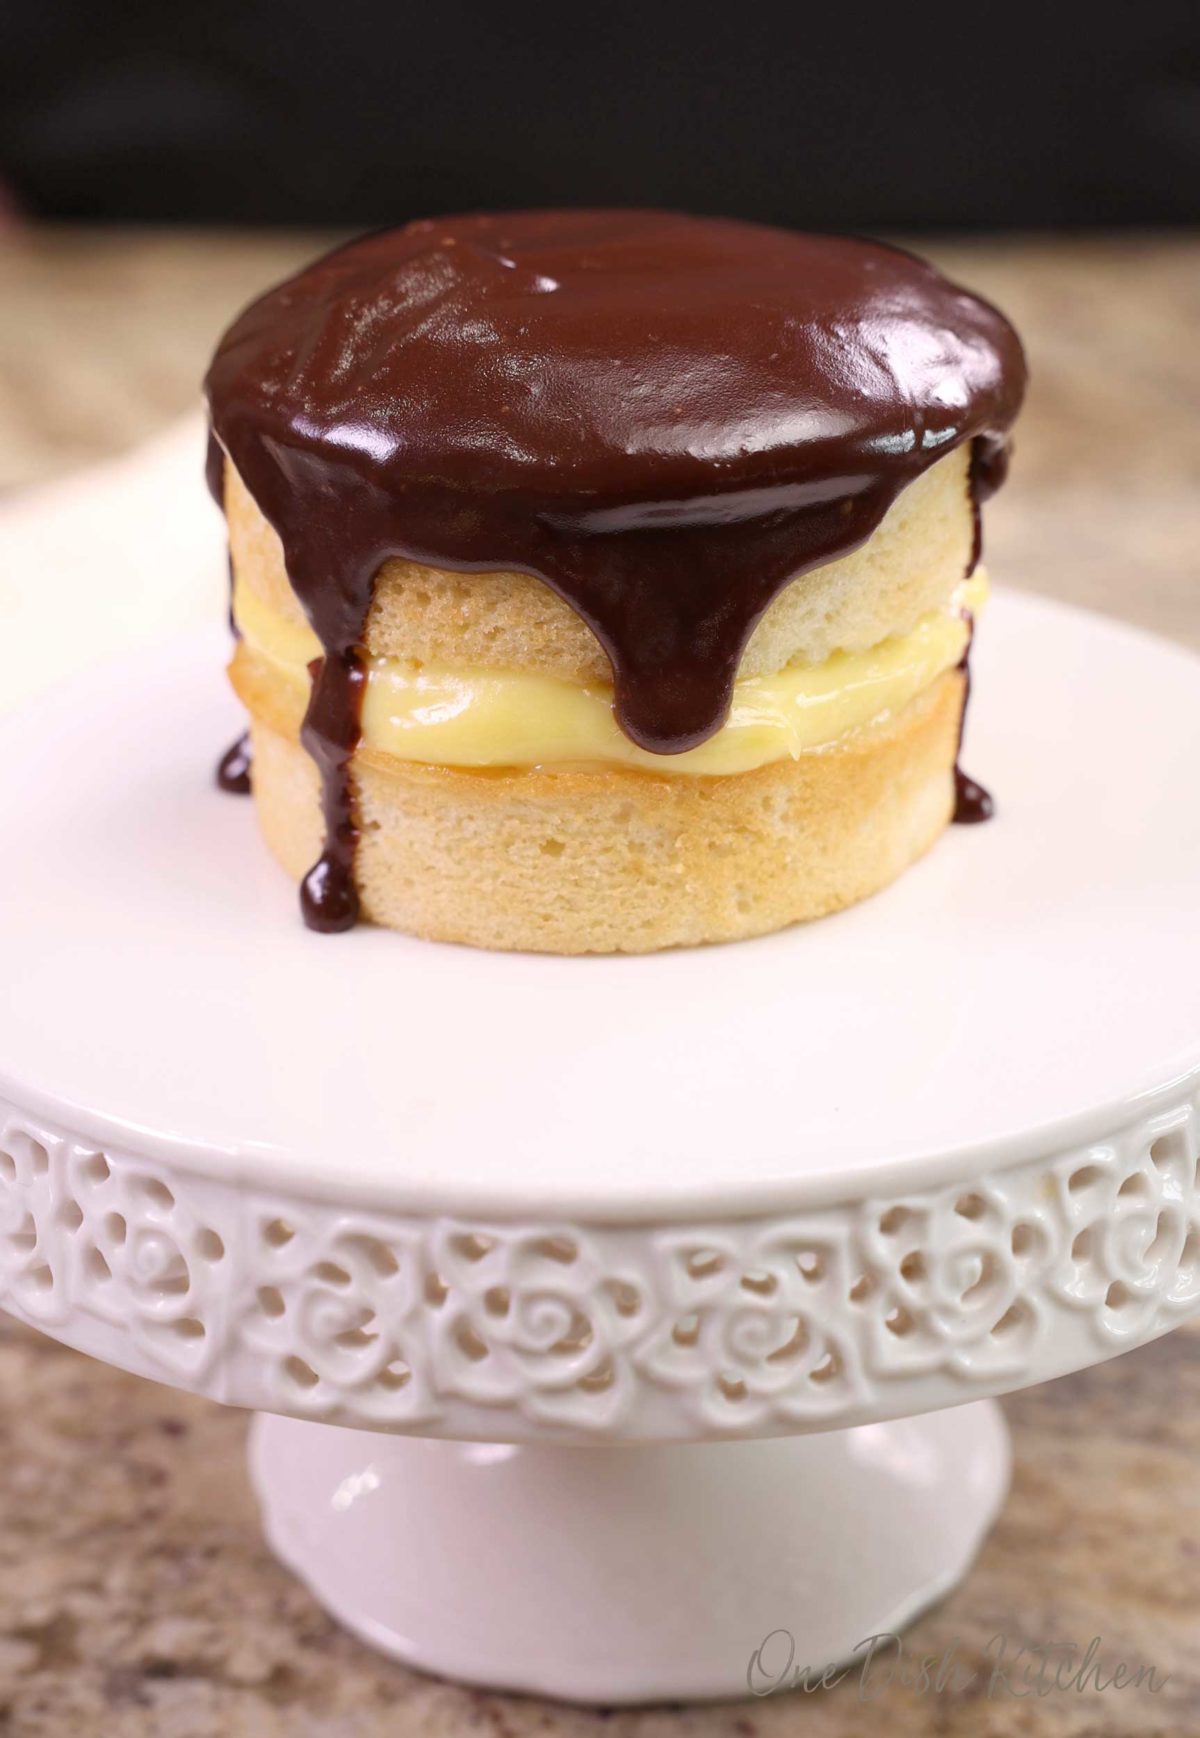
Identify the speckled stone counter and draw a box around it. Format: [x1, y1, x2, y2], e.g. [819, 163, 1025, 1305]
[2, 1320, 1199, 1734]
[0, 228, 1197, 1736]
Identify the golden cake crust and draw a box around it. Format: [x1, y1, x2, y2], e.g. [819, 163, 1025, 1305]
[237, 667, 964, 954]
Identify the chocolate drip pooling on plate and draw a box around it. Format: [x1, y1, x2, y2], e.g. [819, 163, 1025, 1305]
[205, 211, 1026, 931]
[215, 732, 253, 795]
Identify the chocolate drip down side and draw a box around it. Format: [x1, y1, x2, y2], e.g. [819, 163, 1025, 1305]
[952, 611, 993, 825]
[951, 434, 1010, 823]
[208, 441, 249, 792]
[205, 213, 1026, 929]
[299, 650, 365, 931]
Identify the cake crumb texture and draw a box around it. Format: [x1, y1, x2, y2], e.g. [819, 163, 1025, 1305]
[244, 671, 963, 953]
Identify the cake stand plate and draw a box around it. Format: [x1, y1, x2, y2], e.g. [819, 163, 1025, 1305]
[0, 589, 1197, 1702]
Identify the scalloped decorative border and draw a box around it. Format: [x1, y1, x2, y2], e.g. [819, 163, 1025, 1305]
[1, 1084, 1197, 1440]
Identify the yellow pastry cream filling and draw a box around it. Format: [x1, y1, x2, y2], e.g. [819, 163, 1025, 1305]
[231, 571, 987, 777]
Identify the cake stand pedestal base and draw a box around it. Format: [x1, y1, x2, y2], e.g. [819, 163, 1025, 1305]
[250, 1401, 1010, 1705]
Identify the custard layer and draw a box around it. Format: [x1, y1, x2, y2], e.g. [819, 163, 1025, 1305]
[232, 573, 985, 776]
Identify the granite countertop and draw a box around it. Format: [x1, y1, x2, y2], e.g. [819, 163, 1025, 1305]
[0, 227, 1198, 1736]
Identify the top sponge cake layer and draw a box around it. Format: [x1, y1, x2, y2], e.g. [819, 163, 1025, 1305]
[226, 443, 975, 688]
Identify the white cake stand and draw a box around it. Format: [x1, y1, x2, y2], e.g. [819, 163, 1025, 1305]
[0, 589, 1197, 1704]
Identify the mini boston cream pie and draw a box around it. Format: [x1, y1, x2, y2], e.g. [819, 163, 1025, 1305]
[205, 211, 1025, 953]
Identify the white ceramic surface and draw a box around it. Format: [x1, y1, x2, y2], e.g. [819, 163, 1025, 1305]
[0, 591, 1198, 1224]
[0, 419, 223, 712]
[0, 589, 1196, 1700]
[251, 1401, 1011, 1704]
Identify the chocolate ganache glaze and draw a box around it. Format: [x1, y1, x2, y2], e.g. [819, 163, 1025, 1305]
[205, 210, 1026, 930]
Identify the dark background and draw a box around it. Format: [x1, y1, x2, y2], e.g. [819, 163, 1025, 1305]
[2, 3, 1199, 229]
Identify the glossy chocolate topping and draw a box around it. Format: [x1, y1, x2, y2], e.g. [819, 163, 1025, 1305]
[205, 210, 1025, 928]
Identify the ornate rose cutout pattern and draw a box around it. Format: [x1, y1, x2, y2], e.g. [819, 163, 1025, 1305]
[424, 1224, 648, 1431]
[0, 1128, 227, 1379]
[854, 1183, 1053, 1383]
[0, 1085, 1197, 1440]
[237, 1203, 439, 1428]
[1044, 1113, 1200, 1340]
[637, 1223, 863, 1430]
